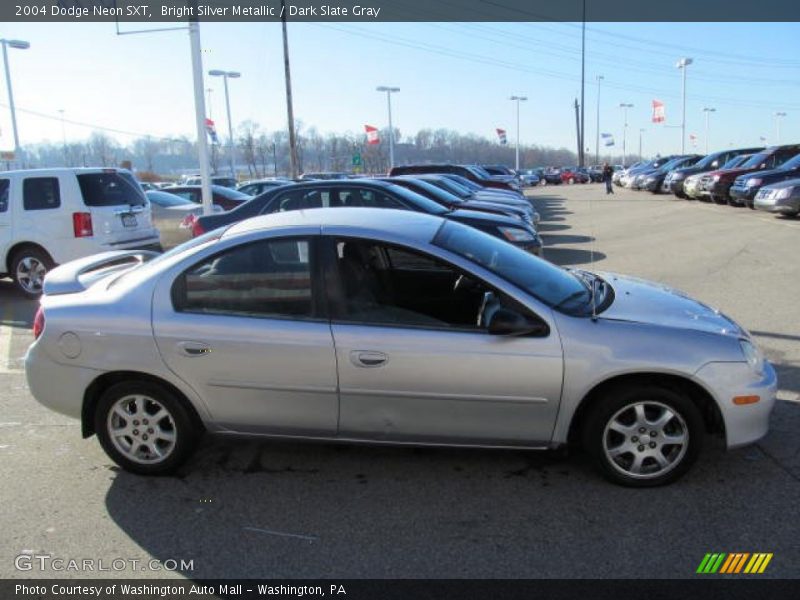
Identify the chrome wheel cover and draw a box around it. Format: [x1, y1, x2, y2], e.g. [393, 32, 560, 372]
[602, 401, 689, 480]
[16, 256, 47, 294]
[107, 395, 177, 464]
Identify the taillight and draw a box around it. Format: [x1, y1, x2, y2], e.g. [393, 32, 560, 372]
[33, 307, 45, 339]
[191, 217, 205, 237]
[72, 212, 93, 237]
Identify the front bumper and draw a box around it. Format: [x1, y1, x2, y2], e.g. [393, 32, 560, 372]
[755, 195, 800, 214]
[694, 360, 777, 449]
[729, 185, 758, 204]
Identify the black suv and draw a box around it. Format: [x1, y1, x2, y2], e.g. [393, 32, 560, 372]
[389, 164, 521, 194]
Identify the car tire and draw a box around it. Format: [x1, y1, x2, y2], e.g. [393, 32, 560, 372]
[582, 384, 703, 487]
[95, 381, 200, 476]
[10, 247, 54, 298]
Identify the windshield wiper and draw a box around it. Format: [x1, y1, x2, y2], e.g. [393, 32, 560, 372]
[554, 289, 591, 310]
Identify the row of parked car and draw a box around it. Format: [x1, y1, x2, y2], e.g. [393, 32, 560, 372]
[0, 163, 543, 296]
[613, 143, 800, 217]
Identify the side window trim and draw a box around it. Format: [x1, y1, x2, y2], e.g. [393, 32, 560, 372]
[319, 235, 549, 336]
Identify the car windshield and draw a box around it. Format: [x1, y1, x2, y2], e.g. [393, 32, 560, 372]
[212, 185, 252, 200]
[722, 155, 748, 169]
[433, 220, 591, 313]
[146, 190, 193, 207]
[467, 166, 492, 179]
[431, 177, 471, 198]
[741, 152, 770, 168]
[380, 183, 450, 215]
[396, 179, 464, 206]
[779, 153, 800, 170]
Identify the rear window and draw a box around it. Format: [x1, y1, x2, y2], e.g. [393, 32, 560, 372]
[77, 172, 146, 207]
[23, 177, 61, 211]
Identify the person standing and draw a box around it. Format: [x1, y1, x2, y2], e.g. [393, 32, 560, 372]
[602, 163, 614, 195]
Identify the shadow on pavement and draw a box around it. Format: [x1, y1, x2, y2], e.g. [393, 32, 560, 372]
[545, 247, 606, 266]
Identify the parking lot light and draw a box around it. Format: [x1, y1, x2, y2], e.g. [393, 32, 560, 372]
[0, 38, 30, 166]
[209, 69, 241, 179]
[703, 108, 716, 154]
[619, 103, 633, 165]
[376, 86, 400, 169]
[510, 95, 528, 171]
[676, 57, 694, 154]
[595, 76, 604, 164]
[774, 111, 787, 144]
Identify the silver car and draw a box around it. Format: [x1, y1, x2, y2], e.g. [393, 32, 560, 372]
[754, 178, 800, 217]
[25, 209, 776, 486]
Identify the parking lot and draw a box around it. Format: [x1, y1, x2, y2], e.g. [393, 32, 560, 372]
[1, 183, 798, 579]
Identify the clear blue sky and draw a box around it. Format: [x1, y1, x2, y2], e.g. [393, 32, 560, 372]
[0, 21, 798, 157]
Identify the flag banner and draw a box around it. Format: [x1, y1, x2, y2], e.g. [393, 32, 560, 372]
[204, 118, 219, 145]
[652, 100, 666, 123]
[364, 124, 380, 145]
[601, 133, 615, 147]
[689, 133, 697, 147]
[496, 128, 508, 145]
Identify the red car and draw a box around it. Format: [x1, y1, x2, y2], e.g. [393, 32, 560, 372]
[560, 168, 590, 184]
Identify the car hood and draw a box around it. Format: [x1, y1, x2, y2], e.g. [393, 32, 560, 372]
[449, 208, 531, 229]
[762, 177, 800, 191]
[598, 273, 745, 337]
[461, 199, 526, 216]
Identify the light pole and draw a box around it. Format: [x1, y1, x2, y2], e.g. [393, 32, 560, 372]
[774, 111, 787, 144]
[702, 107, 716, 154]
[208, 69, 241, 179]
[376, 86, 400, 169]
[509, 95, 527, 171]
[595, 75, 604, 165]
[676, 57, 693, 154]
[619, 103, 633, 165]
[0, 38, 30, 166]
[58, 109, 67, 166]
[638, 128, 645, 160]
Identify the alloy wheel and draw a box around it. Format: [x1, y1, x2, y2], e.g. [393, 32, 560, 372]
[107, 394, 177, 464]
[602, 401, 689, 480]
[16, 256, 47, 294]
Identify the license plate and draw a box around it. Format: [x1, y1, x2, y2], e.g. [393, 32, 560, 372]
[121, 214, 137, 228]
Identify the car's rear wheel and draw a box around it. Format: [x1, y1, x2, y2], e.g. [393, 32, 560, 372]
[95, 381, 200, 475]
[11, 247, 53, 297]
[583, 385, 703, 487]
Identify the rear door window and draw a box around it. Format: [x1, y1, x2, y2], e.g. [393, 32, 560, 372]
[77, 172, 146, 207]
[0, 179, 9, 212]
[23, 177, 61, 211]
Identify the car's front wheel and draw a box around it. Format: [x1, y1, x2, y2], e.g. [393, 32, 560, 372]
[11, 247, 53, 297]
[583, 385, 703, 487]
[95, 381, 200, 475]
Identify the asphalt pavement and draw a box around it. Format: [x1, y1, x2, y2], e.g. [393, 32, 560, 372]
[1, 184, 798, 580]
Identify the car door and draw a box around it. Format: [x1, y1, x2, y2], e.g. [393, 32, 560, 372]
[0, 178, 11, 269]
[324, 237, 563, 446]
[151, 234, 339, 436]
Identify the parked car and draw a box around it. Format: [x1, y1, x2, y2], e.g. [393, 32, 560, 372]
[704, 144, 800, 205]
[146, 190, 222, 250]
[621, 158, 677, 188]
[560, 168, 589, 184]
[138, 182, 160, 192]
[163, 185, 253, 211]
[542, 168, 563, 185]
[0, 168, 160, 296]
[729, 152, 800, 208]
[639, 155, 702, 193]
[379, 176, 536, 225]
[25, 208, 776, 486]
[693, 155, 754, 201]
[192, 179, 542, 255]
[662, 147, 763, 198]
[438, 173, 527, 201]
[516, 169, 542, 186]
[236, 179, 292, 196]
[410, 174, 539, 221]
[481, 165, 516, 177]
[388, 164, 521, 193]
[298, 172, 350, 181]
[587, 166, 604, 183]
[182, 175, 238, 189]
[753, 179, 800, 217]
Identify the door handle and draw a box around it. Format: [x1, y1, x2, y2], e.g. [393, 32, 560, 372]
[350, 350, 388, 368]
[177, 341, 211, 356]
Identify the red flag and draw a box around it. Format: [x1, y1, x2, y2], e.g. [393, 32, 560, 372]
[205, 118, 219, 144]
[364, 124, 380, 145]
[496, 128, 508, 145]
[652, 100, 665, 123]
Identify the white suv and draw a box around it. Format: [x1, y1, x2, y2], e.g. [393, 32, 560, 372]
[0, 168, 161, 296]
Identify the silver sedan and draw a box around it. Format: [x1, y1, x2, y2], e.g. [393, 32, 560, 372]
[24, 208, 776, 486]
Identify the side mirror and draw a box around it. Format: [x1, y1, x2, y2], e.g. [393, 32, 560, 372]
[488, 308, 549, 337]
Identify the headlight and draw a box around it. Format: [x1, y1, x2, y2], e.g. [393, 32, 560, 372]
[673, 172, 686, 180]
[499, 226, 535, 242]
[712, 174, 721, 182]
[646, 176, 657, 182]
[739, 339, 765, 375]
[746, 178, 762, 186]
[776, 188, 793, 199]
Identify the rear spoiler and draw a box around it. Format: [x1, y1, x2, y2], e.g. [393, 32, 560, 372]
[43, 250, 160, 296]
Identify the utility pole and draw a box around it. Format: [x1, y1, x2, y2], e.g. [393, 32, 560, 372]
[281, 0, 299, 179]
[188, 19, 213, 215]
[579, 0, 586, 168]
[595, 75, 603, 165]
[510, 95, 527, 171]
[574, 99, 581, 163]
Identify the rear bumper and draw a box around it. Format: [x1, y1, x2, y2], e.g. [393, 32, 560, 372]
[25, 340, 96, 421]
